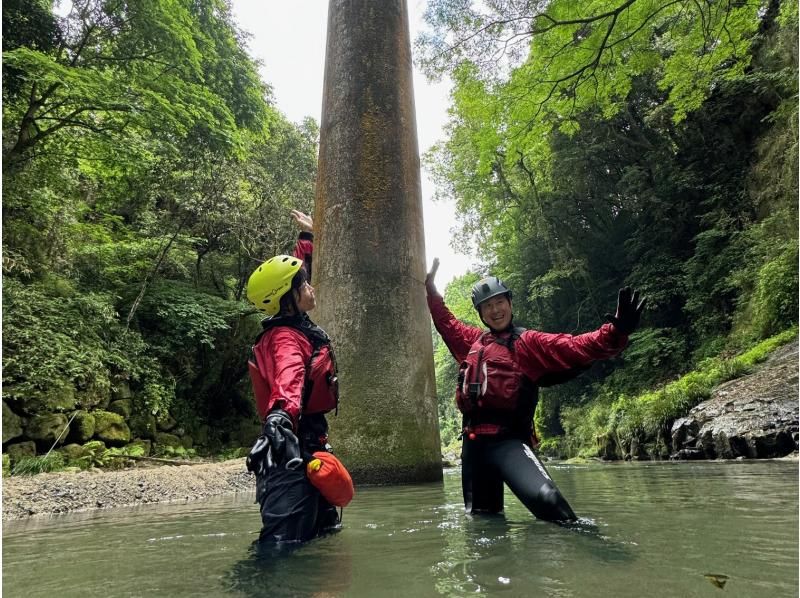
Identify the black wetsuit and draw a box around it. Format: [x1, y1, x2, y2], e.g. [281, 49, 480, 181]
[255, 418, 340, 544]
[462, 435, 576, 521]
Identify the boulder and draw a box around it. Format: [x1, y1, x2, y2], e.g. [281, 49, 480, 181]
[156, 412, 177, 432]
[129, 413, 157, 439]
[75, 382, 110, 410]
[155, 432, 181, 448]
[25, 413, 69, 449]
[180, 435, 194, 449]
[112, 381, 133, 400]
[129, 439, 152, 456]
[671, 343, 799, 459]
[58, 443, 88, 463]
[2, 401, 23, 444]
[93, 410, 131, 447]
[7, 441, 37, 464]
[12, 383, 76, 415]
[108, 399, 133, 419]
[66, 411, 96, 444]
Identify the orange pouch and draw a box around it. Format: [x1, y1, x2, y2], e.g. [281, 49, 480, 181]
[306, 451, 354, 507]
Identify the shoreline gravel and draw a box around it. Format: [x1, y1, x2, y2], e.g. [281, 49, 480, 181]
[2, 457, 253, 521]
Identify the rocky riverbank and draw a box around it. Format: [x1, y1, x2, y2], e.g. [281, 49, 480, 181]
[2, 457, 253, 521]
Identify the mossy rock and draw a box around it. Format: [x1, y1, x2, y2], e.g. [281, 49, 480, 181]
[109, 399, 133, 419]
[112, 381, 133, 401]
[3, 453, 10, 477]
[129, 439, 152, 457]
[180, 435, 194, 449]
[25, 413, 69, 448]
[66, 411, 95, 444]
[93, 410, 131, 447]
[193, 425, 211, 447]
[7, 441, 37, 464]
[59, 443, 87, 463]
[155, 432, 181, 448]
[13, 383, 76, 415]
[2, 401, 23, 444]
[129, 413, 157, 440]
[75, 381, 111, 410]
[156, 412, 177, 432]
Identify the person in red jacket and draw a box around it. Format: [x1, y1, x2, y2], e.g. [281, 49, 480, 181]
[426, 258, 645, 522]
[245, 210, 342, 545]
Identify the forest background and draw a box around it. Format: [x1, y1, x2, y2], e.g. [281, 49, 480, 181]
[2, 0, 797, 472]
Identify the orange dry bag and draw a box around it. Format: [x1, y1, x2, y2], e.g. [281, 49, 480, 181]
[306, 451, 354, 507]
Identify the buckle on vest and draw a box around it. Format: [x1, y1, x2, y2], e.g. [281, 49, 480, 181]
[468, 382, 481, 400]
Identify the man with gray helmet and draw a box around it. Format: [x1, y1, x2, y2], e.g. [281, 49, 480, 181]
[426, 258, 645, 522]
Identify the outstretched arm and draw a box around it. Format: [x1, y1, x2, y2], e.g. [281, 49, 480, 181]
[517, 288, 646, 381]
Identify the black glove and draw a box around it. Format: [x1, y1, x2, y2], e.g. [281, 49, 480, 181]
[262, 409, 303, 470]
[605, 287, 646, 335]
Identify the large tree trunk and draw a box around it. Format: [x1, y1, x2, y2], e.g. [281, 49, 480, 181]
[313, 0, 442, 484]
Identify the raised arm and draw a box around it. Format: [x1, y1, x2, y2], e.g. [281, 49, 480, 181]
[426, 258, 482, 363]
[291, 209, 314, 278]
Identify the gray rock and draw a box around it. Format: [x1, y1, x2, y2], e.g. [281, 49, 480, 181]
[2, 401, 23, 444]
[671, 343, 798, 459]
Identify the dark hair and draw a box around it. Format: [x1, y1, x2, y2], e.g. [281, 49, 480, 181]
[278, 268, 309, 315]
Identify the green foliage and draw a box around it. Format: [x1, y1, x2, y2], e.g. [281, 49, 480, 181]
[561, 331, 797, 458]
[153, 445, 198, 459]
[2, 278, 166, 413]
[2, 0, 319, 456]
[423, 0, 797, 457]
[11, 452, 65, 476]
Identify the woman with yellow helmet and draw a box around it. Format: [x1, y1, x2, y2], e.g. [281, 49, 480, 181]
[245, 209, 351, 546]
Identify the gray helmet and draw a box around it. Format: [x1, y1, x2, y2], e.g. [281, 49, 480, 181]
[471, 276, 513, 310]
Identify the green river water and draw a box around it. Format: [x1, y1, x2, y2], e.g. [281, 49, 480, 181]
[3, 460, 797, 597]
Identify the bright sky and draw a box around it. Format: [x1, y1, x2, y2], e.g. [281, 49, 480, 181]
[229, 1, 474, 287]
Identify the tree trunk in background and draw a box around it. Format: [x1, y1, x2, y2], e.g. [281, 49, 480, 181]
[313, 0, 442, 484]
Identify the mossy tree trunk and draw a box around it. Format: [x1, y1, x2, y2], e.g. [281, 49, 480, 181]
[313, 0, 442, 484]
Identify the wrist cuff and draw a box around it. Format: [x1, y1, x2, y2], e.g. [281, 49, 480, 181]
[299, 231, 314, 241]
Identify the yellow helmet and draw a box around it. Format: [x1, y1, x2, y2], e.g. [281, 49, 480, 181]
[247, 255, 303, 316]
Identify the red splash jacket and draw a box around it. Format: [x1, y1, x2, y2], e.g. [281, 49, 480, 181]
[427, 290, 628, 437]
[249, 233, 326, 426]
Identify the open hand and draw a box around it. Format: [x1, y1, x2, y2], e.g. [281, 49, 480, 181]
[425, 258, 440, 295]
[291, 209, 313, 233]
[605, 287, 646, 335]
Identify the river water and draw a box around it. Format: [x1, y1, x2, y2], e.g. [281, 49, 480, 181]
[3, 461, 797, 597]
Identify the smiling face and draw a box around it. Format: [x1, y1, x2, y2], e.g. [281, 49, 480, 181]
[478, 294, 512, 331]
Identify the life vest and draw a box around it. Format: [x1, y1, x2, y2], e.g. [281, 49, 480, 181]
[248, 316, 339, 420]
[454, 327, 539, 440]
[455, 328, 533, 415]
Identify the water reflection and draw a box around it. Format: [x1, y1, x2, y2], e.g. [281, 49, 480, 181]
[2, 461, 797, 598]
[222, 532, 353, 598]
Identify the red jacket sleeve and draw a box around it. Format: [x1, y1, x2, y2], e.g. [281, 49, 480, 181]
[427, 291, 482, 363]
[253, 327, 311, 426]
[293, 232, 314, 279]
[516, 323, 628, 382]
